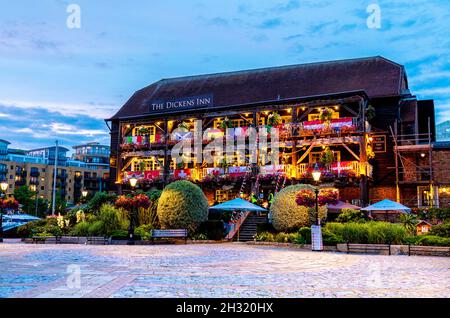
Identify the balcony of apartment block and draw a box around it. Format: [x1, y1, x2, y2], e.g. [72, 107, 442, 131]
[29, 178, 39, 185]
[30, 170, 40, 177]
[83, 174, 100, 181]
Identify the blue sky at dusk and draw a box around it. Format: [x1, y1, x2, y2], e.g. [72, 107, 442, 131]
[0, 0, 449, 150]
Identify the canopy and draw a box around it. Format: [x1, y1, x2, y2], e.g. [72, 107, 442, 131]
[327, 201, 361, 213]
[209, 198, 267, 212]
[361, 199, 411, 213]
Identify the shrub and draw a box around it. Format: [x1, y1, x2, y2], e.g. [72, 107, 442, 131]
[87, 192, 117, 214]
[322, 228, 345, 246]
[429, 222, 450, 238]
[97, 204, 121, 235]
[134, 224, 154, 240]
[88, 221, 105, 236]
[69, 221, 90, 236]
[270, 184, 327, 232]
[414, 235, 450, 246]
[109, 230, 129, 240]
[16, 219, 48, 238]
[297, 227, 312, 244]
[33, 224, 63, 237]
[198, 220, 224, 240]
[367, 222, 406, 244]
[255, 232, 275, 242]
[191, 233, 209, 240]
[336, 209, 367, 223]
[157, 180, 208, 234]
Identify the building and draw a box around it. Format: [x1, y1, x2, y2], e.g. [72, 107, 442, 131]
[436, 120, 450, 141]
[0, 142, 110, 205]
[106, 56, 448, 208]
[72, 142, 110, 170]
[416, 220, 432, 235]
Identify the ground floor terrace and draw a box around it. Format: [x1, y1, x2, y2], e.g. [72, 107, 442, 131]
[0, 243, 448, 298]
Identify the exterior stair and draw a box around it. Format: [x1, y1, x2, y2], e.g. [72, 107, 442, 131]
[233, 214, 268, 242]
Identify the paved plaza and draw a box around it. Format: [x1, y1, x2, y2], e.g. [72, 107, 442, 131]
[0, 242, 449, 298]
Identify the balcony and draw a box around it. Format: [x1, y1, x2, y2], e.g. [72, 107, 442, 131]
[121, 134, 165, 150]
[296, 161, 373, 179]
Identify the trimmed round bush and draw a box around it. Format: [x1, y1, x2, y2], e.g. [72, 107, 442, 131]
[270, 184, 327, 232]
[157, 180, 208, 234]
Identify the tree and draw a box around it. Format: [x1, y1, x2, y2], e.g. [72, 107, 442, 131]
[49, 190, 67, 215]
[13, 185, 35, 214]
[399, 214, 419, 236]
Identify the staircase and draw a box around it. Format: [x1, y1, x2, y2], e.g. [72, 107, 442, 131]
[233, 214, 267, 242]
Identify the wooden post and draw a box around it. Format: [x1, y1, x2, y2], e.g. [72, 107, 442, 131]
[291, 106, 298, 178]
[163, 117, 169, 185]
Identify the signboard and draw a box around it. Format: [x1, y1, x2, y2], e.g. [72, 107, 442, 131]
[311, 225, 323, 251]
[372, 135, 386, 153]
[148, 94, 213, 114]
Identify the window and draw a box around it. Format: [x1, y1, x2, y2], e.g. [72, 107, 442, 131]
[309, 151, 341, 163]
[308, 111, 340, 121]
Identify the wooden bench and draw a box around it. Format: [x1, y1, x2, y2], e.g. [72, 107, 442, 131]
[86, 236, 110, 245]
[151, 229, 188, 243]
[32, 236, 61, 244]
[59, 236, 83, 244]
[408, 245, 450, 257]
[347, 243, 391, 255]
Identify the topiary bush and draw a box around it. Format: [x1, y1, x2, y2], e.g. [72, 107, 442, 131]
[157, 180, 209, 234]
[270, 184, 327, 232]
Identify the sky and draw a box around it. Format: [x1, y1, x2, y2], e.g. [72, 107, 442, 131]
[0, 0, 449, 151]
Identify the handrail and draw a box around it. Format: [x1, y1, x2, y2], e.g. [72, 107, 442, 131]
[225, 211, 251, 241]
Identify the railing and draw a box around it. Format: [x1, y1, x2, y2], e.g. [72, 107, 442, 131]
[225, 211, 251, 241]
[296, 161, 373, 178]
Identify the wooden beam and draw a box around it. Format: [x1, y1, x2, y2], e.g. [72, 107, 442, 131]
[297, 143, 315, 164]
[342, 143, 360, 161]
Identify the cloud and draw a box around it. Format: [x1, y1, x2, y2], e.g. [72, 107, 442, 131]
[258, 18, 283, 29]
[0, 104, 109, 151]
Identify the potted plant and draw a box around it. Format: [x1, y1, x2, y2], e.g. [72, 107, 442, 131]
[267, 111, 282, 127]
[220, 117, 233, 129]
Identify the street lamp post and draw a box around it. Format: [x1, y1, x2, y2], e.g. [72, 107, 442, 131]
[81, 189, 88, 203]
[128, 177, 138, 245]
[311, 164, 322, 251]
[0, 181, 8, 243]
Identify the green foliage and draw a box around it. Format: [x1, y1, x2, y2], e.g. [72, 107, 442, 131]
[365, 104, 376, 121]
[322, 228, 345, 245]
[325, 222, 407, 244]
[69, 221, 90, 236]
[97, 204, 121, 235]
[297, 227, 312, 244]
[16, 219, 48, 238]
[191, 233, 209, 240]
[399, 214, 419, 235]
[429, 222, 450, 238]
[16, 218, 63, 237]
[411, 235, 450, 246]
[255, 232, 275, 242]
[270, 184, 327, 232]
[336, 209, 367, 223]
[13, 186, 48, 216]
[87, 192, 117, 214]
[367, 222, 406, 244]
[109, 230, 129, 240]
[416, 208, 450, 221]
[274, 232, 297, 243]
[157, 180, 208, 234]
[88, 221, 104, 236]
[134, 224, 154, 240]
[198, 220, 224, 240]
[49, 190, 67, 215]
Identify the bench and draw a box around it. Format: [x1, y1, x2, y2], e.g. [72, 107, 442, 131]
[59, 236, 83, 244]
[86, 236, 110, 245]
[151, 229, 188, 243]
[347, 243, 391, 255]
[408, 245, 450, 257]
[32, 236, 61, 244]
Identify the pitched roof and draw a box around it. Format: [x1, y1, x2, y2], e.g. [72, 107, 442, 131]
[109, 56, 406, 120]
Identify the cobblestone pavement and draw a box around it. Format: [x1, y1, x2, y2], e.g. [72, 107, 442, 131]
[0, 243, 449, 298]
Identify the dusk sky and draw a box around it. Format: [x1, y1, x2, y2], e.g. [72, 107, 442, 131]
[0, 0, 449, 151]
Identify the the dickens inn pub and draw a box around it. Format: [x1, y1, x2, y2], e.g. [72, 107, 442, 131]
[106, 56, 450, 209]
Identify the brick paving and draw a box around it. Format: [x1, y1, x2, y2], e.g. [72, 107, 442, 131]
[0, 243, 449, 298]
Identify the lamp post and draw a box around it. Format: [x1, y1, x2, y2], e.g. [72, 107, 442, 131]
[128, 177, 138, 245]
[81, 188, 88, 203]
[311, 164, 322, 251]
[0, 181, 8, 243]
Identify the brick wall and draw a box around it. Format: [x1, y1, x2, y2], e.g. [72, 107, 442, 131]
[370, 186, 397, 202]
[433, 150, 450, 184]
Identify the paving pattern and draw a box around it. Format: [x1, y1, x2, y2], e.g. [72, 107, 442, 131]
[0, 242, 449, 298]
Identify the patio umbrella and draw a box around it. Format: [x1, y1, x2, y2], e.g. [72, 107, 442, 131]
[327, 201, 361, 213]
[209, 198, 267, 212]
[361, 199, 411, 213]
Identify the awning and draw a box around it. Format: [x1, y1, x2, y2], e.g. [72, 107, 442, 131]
[361, 199, 411, 213]
[327, 201, 361, 213]
[209, 198, 267, 212]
